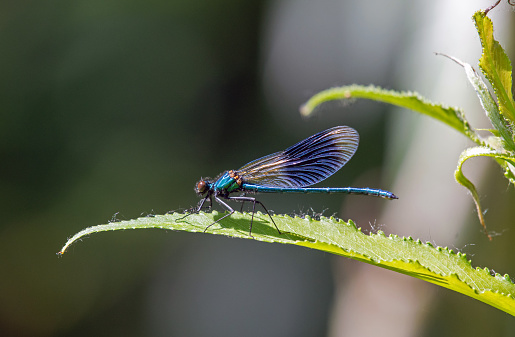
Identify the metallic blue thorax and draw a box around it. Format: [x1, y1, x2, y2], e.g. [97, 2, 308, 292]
[212, 171, 242, 194]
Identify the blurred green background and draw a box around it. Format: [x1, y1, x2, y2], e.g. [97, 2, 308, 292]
[1, 1, 515, 336]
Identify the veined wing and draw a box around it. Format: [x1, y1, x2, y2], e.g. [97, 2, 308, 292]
[237, 126, 359, 188]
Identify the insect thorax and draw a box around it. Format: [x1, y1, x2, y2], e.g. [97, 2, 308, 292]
[213, 170, 243, 196]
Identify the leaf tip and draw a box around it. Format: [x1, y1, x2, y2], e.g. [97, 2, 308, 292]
[299, 103, 311, 117]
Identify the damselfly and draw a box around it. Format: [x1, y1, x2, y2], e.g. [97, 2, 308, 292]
[191, 126, 397, 236]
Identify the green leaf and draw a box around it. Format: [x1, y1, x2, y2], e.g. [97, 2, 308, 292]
[300, 84, 479, 143]
[59, 212, 515, 316]
[474, 11, 515, 126]
[438, 53, 515, 152]
[503, 160, 515, 185]
[455, 146, 515, 238]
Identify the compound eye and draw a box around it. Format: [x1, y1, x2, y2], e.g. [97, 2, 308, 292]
[196, 180, 207, 194]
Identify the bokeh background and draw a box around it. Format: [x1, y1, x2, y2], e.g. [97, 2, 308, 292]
[1, 1, 515, 336]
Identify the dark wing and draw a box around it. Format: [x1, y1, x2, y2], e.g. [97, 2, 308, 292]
[237, 126, 359, 188]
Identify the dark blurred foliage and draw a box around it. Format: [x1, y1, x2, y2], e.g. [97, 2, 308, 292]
[0, 1, 336, 336]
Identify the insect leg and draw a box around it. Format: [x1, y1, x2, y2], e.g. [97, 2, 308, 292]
[239, 193, 246, 212]
[228, 196, 281, 236]
[177, 195, 210, 222]
[198, 195, 211, 212]
[203, 196, 236, 233]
